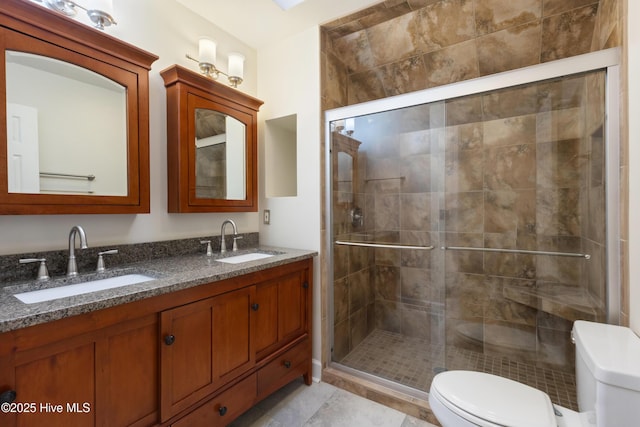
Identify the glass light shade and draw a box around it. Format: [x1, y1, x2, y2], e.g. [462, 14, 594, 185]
[199, 38, 217, 65]
[88, 0, 113, 14]
[228, 53, 244, 79]
[345, 118, 355, 133]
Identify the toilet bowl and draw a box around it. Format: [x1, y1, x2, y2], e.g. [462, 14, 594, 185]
[429, 370, 591, 427]
[429, 320, 640, 427]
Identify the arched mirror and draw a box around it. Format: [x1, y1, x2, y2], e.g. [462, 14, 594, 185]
[161, 65, 263, 213]
[6, 51, 128, 196]
[0, 0, 157, 214]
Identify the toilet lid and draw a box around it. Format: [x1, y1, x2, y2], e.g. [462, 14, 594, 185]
[431, 370, 556, 427]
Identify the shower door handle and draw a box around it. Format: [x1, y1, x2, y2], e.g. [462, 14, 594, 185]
[335, 241, 434, 251]
[442, 246, 591, 259]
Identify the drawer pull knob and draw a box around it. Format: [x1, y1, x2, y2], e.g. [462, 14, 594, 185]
[219, 406, 228, 416]
[283, 360, 292, 368]
[164, 334, 176, 346]
[251, 303, 259, 311]
[0, 390, 16, 404]
[302, 282, 309, 289]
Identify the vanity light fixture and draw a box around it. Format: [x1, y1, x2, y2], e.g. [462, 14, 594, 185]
[334, 118, 355, 136]
[344, 118, 355, 136]
[41, 0, 117, 30]
[186, 38, 245, 88]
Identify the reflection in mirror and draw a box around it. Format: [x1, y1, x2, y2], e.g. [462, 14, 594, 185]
[5, 51, 128, 196]
[194, 108, 246, 200]
[337, 151, 353, 204]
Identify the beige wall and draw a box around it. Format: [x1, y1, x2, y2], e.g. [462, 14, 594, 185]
[257, 27, 323, 380]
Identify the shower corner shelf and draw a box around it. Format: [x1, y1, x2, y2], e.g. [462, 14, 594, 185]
[503, 284, 605, 323]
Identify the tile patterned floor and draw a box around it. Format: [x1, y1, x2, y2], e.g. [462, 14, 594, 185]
[340, 329, 578, 411]
[230, 378, 437, 427]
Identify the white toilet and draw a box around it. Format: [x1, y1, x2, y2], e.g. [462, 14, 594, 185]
[429, 320, 640, 426]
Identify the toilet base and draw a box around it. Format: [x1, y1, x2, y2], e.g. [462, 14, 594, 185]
[554, 405, 595, 427]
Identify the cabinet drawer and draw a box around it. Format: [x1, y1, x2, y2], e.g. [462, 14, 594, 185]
[171, 373, 257, 427]
[257, 339, 309, 398]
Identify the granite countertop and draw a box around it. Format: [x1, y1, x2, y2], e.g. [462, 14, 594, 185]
[0, 246, 316, 333]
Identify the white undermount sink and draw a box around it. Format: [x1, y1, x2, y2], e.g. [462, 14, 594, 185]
[14, 273, 155, 304]
[216, 252, 275, 264]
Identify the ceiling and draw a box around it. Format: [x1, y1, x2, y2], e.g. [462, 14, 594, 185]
[175, 0, 382, 49]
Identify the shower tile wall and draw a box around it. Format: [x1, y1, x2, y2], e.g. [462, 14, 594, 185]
[321, 0, 620, 107]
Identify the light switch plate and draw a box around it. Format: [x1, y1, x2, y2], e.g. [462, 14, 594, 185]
[263, 209, 270, 224]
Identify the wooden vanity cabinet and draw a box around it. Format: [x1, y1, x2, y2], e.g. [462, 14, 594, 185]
[0, 258, 313, 427]
[253, 267, 312, 401]
[163, 259, 312, 426]
[160, 287, 254, 421]
[0, 314, 159, 427]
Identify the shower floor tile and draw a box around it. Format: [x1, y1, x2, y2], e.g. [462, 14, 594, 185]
[339, 329, 578, 411]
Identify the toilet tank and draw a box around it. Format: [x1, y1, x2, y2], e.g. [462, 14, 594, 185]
[573, 320, 640, 426]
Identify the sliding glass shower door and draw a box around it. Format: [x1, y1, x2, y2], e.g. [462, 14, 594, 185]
[328, 66, 612, 409]
[331, 102, 446, 392]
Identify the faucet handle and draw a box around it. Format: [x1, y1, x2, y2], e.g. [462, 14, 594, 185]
[96, 249, 118, 273]
[19, 258, 50, 281]
[200, 240, 213, 257]
[232, 235, 243, 252]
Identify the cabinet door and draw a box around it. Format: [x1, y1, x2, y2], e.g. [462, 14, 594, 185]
[278, 272, 307, 341]
[212, 287, 254, 384]
[0, 315, 160, 427]
[13, 339, 96, 427]
[254, 280, 278, 358]
[160, 297, 216, 421]
[161, 288, 254, 421]
[97, 315, 159, 427]
[254, 270, 309, 360]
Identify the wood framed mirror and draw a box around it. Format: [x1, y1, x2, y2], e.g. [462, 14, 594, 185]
[161, 64, 263, 213]
[0, 0, 158, 214]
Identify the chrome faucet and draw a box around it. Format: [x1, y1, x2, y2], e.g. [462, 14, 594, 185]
[67, 225, 89, 277]
[220, 219, 242, 253]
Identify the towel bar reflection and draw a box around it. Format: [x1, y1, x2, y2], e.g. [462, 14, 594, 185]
[442, 246, 591, 259]
[335, 241, 434, 250]
[40, 172, 96, 181]
[364, 176, 405, 183]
